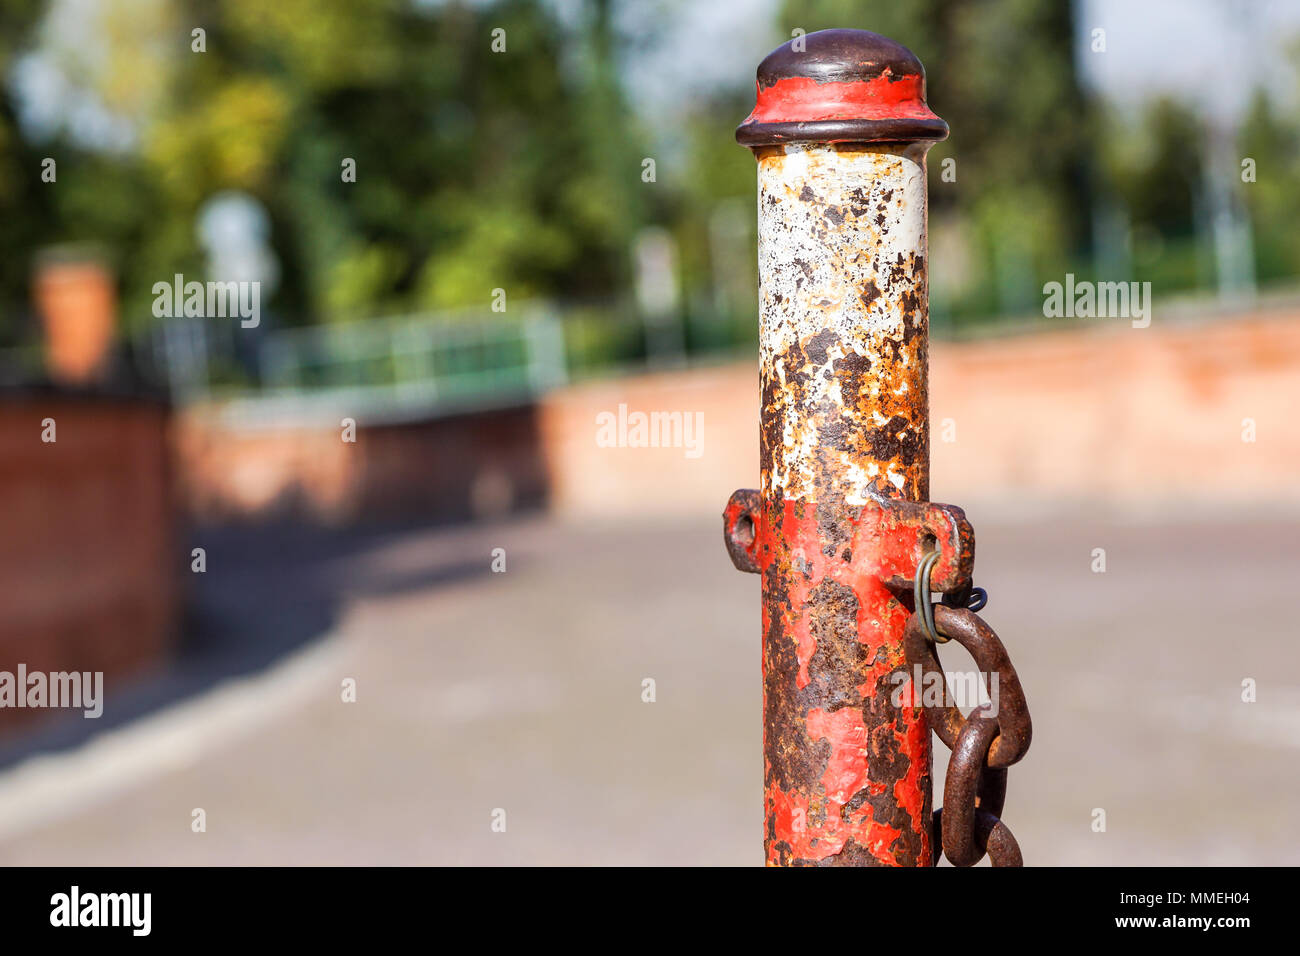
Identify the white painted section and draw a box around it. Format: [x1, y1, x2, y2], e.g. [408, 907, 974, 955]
[756, 142, 930, 504]
[757, 142, 926, 356]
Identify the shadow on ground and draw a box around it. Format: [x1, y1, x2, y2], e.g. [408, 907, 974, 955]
[0, 517, 496, 770]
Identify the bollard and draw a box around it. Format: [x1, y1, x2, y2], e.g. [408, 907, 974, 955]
[723, 29, 975, 866]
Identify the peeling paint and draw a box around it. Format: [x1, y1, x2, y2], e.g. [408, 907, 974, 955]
[726, 28, 949, 867]
[757, 143, 930, 506]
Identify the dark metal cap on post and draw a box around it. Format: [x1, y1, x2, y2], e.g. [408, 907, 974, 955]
[736, 28, 948, 147]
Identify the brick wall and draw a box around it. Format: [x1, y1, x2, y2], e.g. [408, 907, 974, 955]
[176, 404, 548, 525]
[172, 312, 1300, 524]
[537, 312, 1300, 515]
[0, 392, 176, 735]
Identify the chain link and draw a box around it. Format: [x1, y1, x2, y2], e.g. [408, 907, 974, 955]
[906, 555, 1032, 867]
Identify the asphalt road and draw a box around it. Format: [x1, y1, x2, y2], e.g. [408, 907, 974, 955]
[0, 504, 1295, 865]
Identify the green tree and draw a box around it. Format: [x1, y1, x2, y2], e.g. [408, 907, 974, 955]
[149, 0, 653, 321]
[1239, 88, 1300, 283]
[0, 0, 56, 342]
[777, 0, 1096, 320]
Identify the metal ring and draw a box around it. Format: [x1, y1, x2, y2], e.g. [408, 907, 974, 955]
[913, 550, 946, 643]
[916, 551, 986, 639]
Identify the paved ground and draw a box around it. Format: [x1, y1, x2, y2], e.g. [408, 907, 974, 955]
[0, 504, 1296, 865]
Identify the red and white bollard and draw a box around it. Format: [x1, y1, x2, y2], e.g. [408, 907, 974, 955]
[723, 28, 976, 866]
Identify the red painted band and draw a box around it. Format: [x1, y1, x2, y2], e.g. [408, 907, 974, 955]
[744, 73, 938, 125]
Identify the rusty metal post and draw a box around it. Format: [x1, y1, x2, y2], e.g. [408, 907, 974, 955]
[723, 29, 975, 866]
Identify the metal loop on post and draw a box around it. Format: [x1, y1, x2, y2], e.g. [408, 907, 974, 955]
[913, 549, 945, 643]
[915, 550, 988, 645]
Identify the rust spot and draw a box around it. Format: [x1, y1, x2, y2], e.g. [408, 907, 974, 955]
[858, 279, 881, 310]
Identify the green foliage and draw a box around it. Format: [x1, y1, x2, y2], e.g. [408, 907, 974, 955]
[1102, 97, 1205, 240]
[3, 0, 651, 337]
[1240, 88, 1300, 283]
[3, 0, 1300, 353]
[780, 0, 1095, 319]
[0, 0, 55, 341]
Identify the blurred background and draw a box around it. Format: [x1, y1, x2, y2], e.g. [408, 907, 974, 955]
[0, 0, 1297, 865]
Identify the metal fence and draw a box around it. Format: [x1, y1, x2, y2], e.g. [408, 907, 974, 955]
[147, 305, 568, 425]
[141, 299, 755, 425]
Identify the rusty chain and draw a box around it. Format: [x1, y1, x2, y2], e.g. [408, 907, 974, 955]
[905, 558, 1032, 867]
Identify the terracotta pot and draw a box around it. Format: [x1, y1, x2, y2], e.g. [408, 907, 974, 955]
[33, 258, 117, 384]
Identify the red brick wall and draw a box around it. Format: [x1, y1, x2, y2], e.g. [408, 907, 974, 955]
[176, 404, 548, 524]
[172, 312, 1300, 524]
[537, 313, 1300, 515]
[0, 394, 177, 734]
[538, 364, 758, 518]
